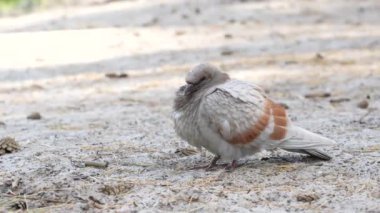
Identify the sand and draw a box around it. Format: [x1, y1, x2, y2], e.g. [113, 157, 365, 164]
[0, 0, 379, 211]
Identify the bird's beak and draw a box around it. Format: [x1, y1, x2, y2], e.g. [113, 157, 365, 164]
[177, 84, 189, 96]
[179, 85, 187, 92]
[184, 84, 193, 96]
[185, 80, 195, 85]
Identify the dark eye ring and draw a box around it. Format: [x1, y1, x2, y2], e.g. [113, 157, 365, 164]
[199, 76, 206, 82]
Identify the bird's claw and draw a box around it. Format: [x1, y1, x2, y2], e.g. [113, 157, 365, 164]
[224, 160, 239, 172]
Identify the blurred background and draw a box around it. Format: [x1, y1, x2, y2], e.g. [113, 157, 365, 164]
[0, 0, 105, 15]
[0, 0, 379, 211]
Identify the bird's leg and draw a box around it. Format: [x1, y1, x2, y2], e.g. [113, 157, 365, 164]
[225, 160, 239, 172]
[205, 155, 221, 171]
[190, 155, 220, 170]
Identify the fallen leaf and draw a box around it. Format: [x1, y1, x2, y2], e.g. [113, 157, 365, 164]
[100, 183, 134, 195]
[305, 92, 331, 99]
[296, 194, 319, 202]
[175, 148, 198, 157]
[105, 73, 129, 79]
[221, 50, 234, 56]
[0, 137, 20, 156]
[329, 98, 350, 104]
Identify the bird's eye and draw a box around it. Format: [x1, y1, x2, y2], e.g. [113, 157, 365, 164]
[199, 76, 206, 82]
[186, 76, 207, 85]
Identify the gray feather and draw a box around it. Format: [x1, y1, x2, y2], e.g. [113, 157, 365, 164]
[283, 149, 332, 161]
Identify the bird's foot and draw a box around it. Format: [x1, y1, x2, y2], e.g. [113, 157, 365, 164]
[224, 160, 239, 172]
[205, 155, 221, 171]
[190, 155, 221, 171]
[190, 156, 242, 172]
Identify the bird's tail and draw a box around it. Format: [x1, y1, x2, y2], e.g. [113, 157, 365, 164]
[278, 126, 336, 161]
[282, 148, 332, 160]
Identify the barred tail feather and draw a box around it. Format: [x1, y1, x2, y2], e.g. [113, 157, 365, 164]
[283, 148, 332, 161]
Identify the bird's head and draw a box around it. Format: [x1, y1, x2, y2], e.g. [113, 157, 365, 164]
[173, 64, 230, 111]
[184, 63, 230, 96]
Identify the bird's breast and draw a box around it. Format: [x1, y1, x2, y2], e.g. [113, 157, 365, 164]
[173, 108, 203, 148]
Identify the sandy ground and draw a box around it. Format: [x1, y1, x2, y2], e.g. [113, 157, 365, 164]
[0, 0, 380, 212]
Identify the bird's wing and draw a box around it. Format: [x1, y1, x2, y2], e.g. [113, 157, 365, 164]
[200, 80, 289, 147]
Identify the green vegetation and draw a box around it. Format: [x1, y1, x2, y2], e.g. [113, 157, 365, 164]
[0, 0, 23, 10]
[0, 0, 41, 15]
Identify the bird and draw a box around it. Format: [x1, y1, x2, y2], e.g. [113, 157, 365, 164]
[173, 63, 336, 170]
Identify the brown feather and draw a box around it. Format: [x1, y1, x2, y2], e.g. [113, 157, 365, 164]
[228, 99, 288, 144]
[268, 100, 288, 140]
[230, 100, 271, 144]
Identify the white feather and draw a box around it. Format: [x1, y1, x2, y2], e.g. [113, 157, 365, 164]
[278, 125, 336, 149]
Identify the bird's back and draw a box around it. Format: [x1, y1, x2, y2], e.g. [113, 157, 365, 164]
[199, 79, 335, 160]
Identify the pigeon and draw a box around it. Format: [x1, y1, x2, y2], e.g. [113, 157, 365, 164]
[173, 63, 336, 170]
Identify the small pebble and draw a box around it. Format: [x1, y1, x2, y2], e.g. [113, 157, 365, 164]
[175, 30, 186, 36]
[357, 100, 369, 109]
[221, 50, 234, 56]
[27, 112, 42, 120]
[224, 34, 233, 39]
[80, 204, 90, 211]
[278, 102, 289, 109]
[314, 53, 324, 60]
